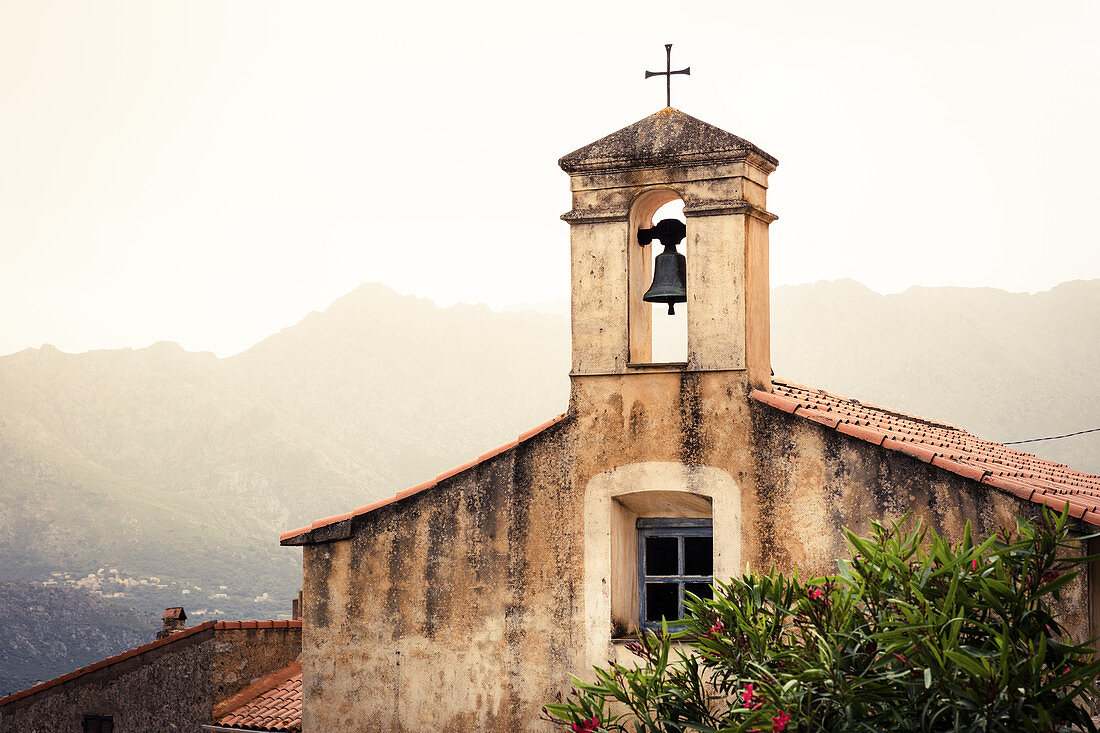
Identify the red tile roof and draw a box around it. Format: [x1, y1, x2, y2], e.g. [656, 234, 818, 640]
[280, 413, 567, 545]
[753, 380, 1100, 526]
[0, 620, 302, 708]
[215, 660, 302, 731]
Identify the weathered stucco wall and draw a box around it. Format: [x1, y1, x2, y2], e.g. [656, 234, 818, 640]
[302, 423, 578, 733]
[749, 404, 1090, 640]
[0, 625, 302, 733]
[300, 367, 1090, 732]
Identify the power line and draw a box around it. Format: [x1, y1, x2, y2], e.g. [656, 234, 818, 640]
[1002, 427, 1100, 446]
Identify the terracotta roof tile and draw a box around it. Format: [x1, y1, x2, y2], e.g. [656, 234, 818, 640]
[310, 512, 352, 530]
[478, 439, 519, 463]
[281, 413, 568, 545]
[752, 380, 1100, 527]
[836, 422, 888, 446]
[432, 458, 481, 484]
[930, 456, 988, 483]
[394, 479, 438, 501]
[216, 661, 302, 731]
[279, 525, 311, 543]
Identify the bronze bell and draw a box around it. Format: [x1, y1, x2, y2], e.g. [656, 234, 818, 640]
[639, 218, 687, 315]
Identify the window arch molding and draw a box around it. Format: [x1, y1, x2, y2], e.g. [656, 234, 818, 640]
[582, 462, 741, 667]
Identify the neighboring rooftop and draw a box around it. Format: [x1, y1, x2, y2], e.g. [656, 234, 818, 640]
[0, 620, 302, 709]
[753, 380, 1100, 526]
[163, 607, 187, 621]
[558, 107, 778, 174]
[213, 661, 302, 732]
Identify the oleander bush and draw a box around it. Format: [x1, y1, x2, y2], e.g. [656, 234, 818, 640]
[545, 509, 1100, 733]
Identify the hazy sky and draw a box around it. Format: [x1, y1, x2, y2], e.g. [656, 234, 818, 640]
[2, 1, 1098, 357]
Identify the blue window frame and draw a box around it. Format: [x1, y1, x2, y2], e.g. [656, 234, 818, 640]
[637, 517, 713, 630]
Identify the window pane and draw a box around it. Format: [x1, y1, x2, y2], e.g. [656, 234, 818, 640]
[684, 582, 713, 602]
[683, 536, 712, 576]
[83, 717, 113, 733]
[645, 582, 679, 622]
[644, 536, 679, 576]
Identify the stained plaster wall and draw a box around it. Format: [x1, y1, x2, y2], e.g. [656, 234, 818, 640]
[301, 424, 578, 733]
[0, 626, 302, 733]
[749, 404, 1090, 639]
[300, 368, 1089, 732]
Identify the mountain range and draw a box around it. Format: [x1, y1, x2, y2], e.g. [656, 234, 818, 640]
[0, 279, 1096, 693]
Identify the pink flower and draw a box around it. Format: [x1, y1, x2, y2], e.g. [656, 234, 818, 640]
[742, 682, 754, 706]
[971, 559, 979, 571]
[709, 620, 725, 636]
[772, 710, 791, 732]
[571, 716, 599, 733]
[809, 587, 824, 601]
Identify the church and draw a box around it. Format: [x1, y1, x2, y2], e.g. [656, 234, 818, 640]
[279, 105, 1100, 731]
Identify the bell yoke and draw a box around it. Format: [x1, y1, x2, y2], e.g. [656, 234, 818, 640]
[638, 218, 688, 315]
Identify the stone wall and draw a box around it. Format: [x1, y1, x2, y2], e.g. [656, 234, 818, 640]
[0, 623, 301, 733]
[210, 625, 303, 705]
[0, 628, 216, 733]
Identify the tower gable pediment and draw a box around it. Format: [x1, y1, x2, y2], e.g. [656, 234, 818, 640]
[558, 107, 777, 174]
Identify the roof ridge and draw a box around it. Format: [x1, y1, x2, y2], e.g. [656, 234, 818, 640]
[754, 381, 1100, 527]
[280, 412, 569, 545]
[771, 378, 965, 433]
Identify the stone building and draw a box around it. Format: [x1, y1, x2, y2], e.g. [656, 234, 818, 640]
[157, 606, 188, 639]
[274, 106, 1100, 732]
[0, 616, 301, 732]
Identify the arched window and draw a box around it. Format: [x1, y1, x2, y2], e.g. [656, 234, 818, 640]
[583, 463, 741, 666]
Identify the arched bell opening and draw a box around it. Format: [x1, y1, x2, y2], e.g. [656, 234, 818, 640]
[628, 189, 687, 364]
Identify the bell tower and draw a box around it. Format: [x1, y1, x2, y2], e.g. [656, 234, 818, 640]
[559, 107, 778, 390]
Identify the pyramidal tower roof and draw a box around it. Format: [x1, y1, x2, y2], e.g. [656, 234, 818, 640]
[558, 107, 778, 174]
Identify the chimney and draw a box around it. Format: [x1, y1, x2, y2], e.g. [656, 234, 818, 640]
[157, 607, 187, 640]
[291, 590, 303, 621]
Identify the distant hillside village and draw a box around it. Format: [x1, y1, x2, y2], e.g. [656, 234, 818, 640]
[3, 107, 1100, 732]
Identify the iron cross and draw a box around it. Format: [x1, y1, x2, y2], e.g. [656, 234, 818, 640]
[645, 44, 690, 108]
